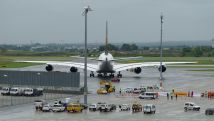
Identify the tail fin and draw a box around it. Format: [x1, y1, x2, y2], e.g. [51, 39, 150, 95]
[105, 21, 108, 55]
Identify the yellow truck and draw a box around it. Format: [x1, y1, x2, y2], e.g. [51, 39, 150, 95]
[66, 103, 84, 112]
[98, 80, 115, 94]
[97, 87, 108, 94]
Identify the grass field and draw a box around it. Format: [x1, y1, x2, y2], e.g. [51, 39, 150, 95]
[0, 56, 213, 68]
[117, 57, 214, 64]
[0, 56, 72, 68]
[187, 69, 214, 72]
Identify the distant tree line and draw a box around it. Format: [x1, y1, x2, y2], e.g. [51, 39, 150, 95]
[181, 46, 214, 57]
[1, 43, 214, 57]
[99, 43, 138, 51]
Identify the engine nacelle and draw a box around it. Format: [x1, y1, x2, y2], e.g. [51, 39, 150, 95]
[134, 67, 142, 74]
[46, 64, 53, 72]
[70, 66, 78, 72]
[158, 65, 166, 72]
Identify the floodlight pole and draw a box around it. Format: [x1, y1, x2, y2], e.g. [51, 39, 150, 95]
[83, 6, 92, 105]
[160, 14, 164, 81]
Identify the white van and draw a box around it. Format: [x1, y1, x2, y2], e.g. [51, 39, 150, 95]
[24, 87, 43, 96]
[1, 87, 10, 95]
[143, 104, 156, 114]
[10, 87, 24, 96]
[139, 92, 158, 99]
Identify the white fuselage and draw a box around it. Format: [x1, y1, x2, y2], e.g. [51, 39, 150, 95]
[96, 52, 115, 73]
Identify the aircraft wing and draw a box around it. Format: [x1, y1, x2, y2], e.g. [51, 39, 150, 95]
[114, 62, 197, 72]
[16, 61, 97, 72]
[115, 56, 143, 60]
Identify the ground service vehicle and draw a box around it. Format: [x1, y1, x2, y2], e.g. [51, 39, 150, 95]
[89, 104, 98, 111]
[139, 92, 158, 99]
[97, 87, 108, 94]
[132, 103, 142, 112]
[42, 104, 51, 112]
[52, 103, 65, 112]
[205, 108, 214, 115]
[100, 104, 114, 112]
[119, 104, 130, 111]
[10, 87, 24, 96]
[24, 88, 43, 96]
[208, 92, 214, 98]
[133, 88, 146, 94]
[124, 88, 134, 93]
[99, 81, 115, 93]
[174, 92, 188, 97]
[143, 104, 156, 114]
[1, 87, 10, 95]
[111, 78, 120, 82]
[184, 102, 200, 111]
[34, 99, 46, 111]
[66, 103, 84, 112]
[107, 86, 115, 93]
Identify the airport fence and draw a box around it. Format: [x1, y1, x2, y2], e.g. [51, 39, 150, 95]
[0, 70, 81, 107]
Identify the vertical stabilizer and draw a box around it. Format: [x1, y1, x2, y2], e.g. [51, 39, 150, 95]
[105, 21, 108, 55]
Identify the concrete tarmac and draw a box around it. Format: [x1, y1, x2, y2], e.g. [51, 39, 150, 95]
[0, 65, 214, 121]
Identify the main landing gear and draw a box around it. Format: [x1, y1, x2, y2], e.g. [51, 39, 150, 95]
[90, 72, 95, 77]
[97, 73, 102, 77]
[117, 72, 122, 78]
[109, 73, 114, 78]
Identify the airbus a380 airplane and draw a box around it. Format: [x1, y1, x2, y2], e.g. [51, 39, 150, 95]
[18, 21, 196, 78]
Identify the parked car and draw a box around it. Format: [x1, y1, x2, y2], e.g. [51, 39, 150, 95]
[109, 104, 117, 110]
[139, 92, 158, 99]
[100, 104, 114, 112]
[205, 108, 214, 115]
[132, 103, 142, 112]
[51, 103, 65, 112]
[66, 103, 84, 112]
[1, 87, 10, 95]
[97, 102, 106, 110]
[119, 104, 130, 111]
[42, 104, 51, 112]
[184, 102, 200, 111]
[143, 104, 156, 114]
[89, 104, 98, 111]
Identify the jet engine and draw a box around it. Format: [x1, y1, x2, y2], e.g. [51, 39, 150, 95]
[46, 64, 53, 72]
[134, 67, 142, 74]
[70, 66, 78, 72]
[158, 65, 166, 72]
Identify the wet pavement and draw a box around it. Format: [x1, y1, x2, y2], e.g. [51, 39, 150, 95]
[0, 65, 214, 121]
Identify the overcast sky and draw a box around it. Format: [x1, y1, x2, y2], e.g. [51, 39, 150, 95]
[0, 0, 214, 44]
